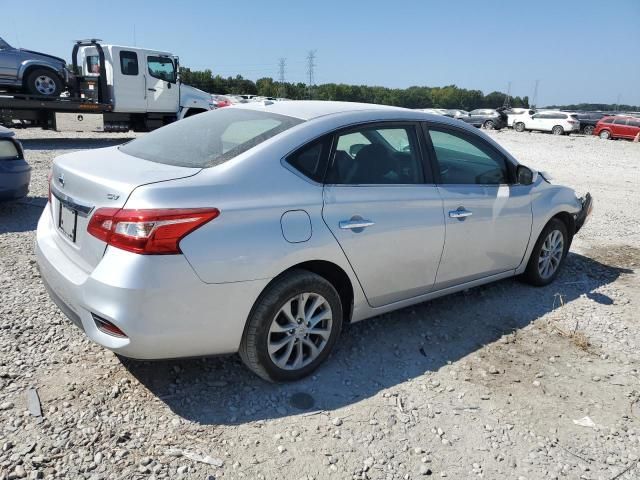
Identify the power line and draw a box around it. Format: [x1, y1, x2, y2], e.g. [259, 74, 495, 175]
[502, 81, 512, 108]
[306, 50, 316, 99]
[278, 58, 286, 98]
[532, 79, 539, 108]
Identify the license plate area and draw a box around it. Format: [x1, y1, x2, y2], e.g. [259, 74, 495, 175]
[58, 203, 78, 242]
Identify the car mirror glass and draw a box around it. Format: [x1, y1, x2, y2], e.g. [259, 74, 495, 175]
[516, 165, 534, 185]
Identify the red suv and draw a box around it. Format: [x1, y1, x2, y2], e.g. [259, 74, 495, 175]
[593, 115, 640, 140]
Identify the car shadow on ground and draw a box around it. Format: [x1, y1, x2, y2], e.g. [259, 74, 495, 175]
[0, 197, 46, 234]
[122, 252, 633, 426]
[19, 138, 135, 151]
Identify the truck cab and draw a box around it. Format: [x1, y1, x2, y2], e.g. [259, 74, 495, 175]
[77, 43, 212, 124]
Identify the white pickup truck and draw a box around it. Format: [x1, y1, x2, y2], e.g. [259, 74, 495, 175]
[0, 39, 214, 132]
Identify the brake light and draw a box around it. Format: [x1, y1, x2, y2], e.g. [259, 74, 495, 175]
[48, 171, 53, 212]
[87, 208, 220, 254]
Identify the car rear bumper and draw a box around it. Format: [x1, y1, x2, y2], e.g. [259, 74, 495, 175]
[36, 207, 270, 359]
[0, 161, 31, 201]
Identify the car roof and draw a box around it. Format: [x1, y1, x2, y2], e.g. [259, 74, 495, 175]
[232, 100, 411, 121]
[0, 126, 15, 138]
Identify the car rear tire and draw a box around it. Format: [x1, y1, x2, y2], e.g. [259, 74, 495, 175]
[582, 125, 594, 135]
[239, 270, 343, 382]
[599, 130, 611, 140]
[514, 122, 526, 133]
[483, 120, 495, 130]
[551, 125, 565, 136]
[521, 218, 569, 287]
[25, 69, 64, 97]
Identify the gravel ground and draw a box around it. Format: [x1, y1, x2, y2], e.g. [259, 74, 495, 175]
[1, 128, 639, 480]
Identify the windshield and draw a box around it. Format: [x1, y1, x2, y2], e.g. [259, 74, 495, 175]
[0, 37, 11, 50]
[120, 108, 303, 168]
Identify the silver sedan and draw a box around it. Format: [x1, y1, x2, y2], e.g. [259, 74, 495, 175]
[36, 101, 592, 381]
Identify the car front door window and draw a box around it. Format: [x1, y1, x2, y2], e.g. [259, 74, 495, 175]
[427, 129, 508, 185]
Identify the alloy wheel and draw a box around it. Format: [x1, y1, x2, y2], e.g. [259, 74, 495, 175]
[484, 120, 494, 129]
[552, 126, 564, 135]
[538, 229, 564, 279]
[34, 75, 57, 95]
[599, 130, 610, 140]
[583, 126, 594, 135]
[267, 292, 333, 370]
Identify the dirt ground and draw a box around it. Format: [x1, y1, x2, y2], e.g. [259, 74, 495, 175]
[0, 128, 639, 480]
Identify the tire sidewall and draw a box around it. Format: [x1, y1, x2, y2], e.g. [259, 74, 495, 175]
[552, 126, 564, 135]
[525, 219, 569, 286]
[26, 69, 63, 97]
[250, 272, 343, 382]
[599, 130, 610, 139]
[515, 122, 525, 132]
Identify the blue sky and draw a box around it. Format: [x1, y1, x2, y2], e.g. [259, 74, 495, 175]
[2, 0, 639, 105]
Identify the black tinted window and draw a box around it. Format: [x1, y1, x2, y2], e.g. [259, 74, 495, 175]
[327, 125, 423, 185]
[286, 139, 329, 183]
[602, 118, 614, 124]
[628, 119, 640, 127]
[120, 51, 139, 76]
[428, 129, 508, 185]
[613, 118, 628, 125]
[120, 109, 303, 168]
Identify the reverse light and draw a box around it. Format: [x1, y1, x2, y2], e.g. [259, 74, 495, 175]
[87, 208, 220, 254]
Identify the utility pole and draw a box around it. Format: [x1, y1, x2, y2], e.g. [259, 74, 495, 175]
[502, 81, 512, 108]
[615, 93, 621, 112]
[306, 50, 316, 100]
[277, 58, 286, 98]
[532, 79, 539, 109]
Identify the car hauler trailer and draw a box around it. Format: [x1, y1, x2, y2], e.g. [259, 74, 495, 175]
[0, 39, 213, 132]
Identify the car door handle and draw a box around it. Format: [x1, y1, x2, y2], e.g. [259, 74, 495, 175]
[339, 219, 375, 230]
[147, 88, 157, 92]
[449, 208, 473, 219]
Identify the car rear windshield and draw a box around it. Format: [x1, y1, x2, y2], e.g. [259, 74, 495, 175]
[119, 108, 303, 168]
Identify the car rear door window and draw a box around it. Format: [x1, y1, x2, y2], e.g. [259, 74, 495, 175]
[428, 128, 509, 185]
[628, 119, 640, 127]
[613, 118, 628, 125]
[327, 125, 423, 185]
[120, 51, 139, 76]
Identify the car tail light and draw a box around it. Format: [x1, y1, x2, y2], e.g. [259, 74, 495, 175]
[87, 208, 220, 254]
[48, 171, 53, 212]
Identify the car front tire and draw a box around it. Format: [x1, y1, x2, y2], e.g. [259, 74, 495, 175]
[521, 218, 569, 287]
[25, 68, 64, 97]
[599, 130, 611, 140]
[239, 270, 343, 382]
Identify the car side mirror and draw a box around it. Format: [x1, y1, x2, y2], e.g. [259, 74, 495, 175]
[516, 165, 534, 185]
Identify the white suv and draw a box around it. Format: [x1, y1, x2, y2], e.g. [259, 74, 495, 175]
[506, 108, 535, 127]
[514, 111, 581, 135]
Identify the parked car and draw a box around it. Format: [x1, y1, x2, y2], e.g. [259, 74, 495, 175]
[574, 112, 610, 135]
[211, 94, 233, 108]
[513, 111, 580, 135]
[36, 101, 592, 382]
[506, 108, 535, 127]
[416, 108, 447, 115]
[0, 36, 70, 97]
[593, 115, 640, 140]
[0, 127, 31, 201]
[443, 109, 468, 119]
[460, 109, 508, 130]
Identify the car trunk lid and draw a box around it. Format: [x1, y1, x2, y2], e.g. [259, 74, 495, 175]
[49, 146, 200, 271]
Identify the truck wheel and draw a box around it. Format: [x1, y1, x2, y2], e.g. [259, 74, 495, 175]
[25, 69, 63, 97]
